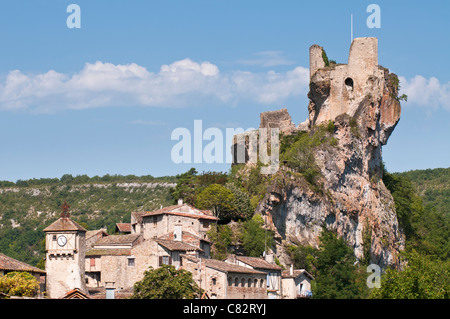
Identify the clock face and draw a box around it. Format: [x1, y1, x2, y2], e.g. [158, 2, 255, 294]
[57, 235, 67, 247]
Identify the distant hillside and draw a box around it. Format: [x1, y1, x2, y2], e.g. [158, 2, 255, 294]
[0, 174, 176, 267]
[395, 167, 450, 216]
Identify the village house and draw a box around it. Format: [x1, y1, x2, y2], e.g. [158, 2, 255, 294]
[281, 265, 314, 299]
[0, 252, 46, 296]
[225, 254, 283, 299]
[181, 256, 268, 299]
[82, 200, 218, 297]
[42, 200, 313, 299]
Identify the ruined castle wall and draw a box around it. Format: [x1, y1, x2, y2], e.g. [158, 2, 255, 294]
[309, 44, 325, 78]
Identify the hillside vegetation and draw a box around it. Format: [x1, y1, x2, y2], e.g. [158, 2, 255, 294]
[396, 167, 449, 217]
[0, 166, 448, 295]
[0, 174, 176, 267]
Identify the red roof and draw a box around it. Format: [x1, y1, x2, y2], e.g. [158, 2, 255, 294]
[133, 204, 218, 222]
[0, 253, 45, 274]
[43, 217, 87, 232]
[115, 223, 131, 233]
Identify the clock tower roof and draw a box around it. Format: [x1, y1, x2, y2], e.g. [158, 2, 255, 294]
[43, 216, 87, 232]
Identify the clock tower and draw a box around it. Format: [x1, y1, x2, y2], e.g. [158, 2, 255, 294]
[43, 202, 88, 298]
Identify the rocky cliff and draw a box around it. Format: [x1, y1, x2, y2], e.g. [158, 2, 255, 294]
[236, 38, 404, 269]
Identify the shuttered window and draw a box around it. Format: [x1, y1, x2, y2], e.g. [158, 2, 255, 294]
[159, 255, 172, 266]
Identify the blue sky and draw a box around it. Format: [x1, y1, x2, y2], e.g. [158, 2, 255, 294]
[0, 0, 448, 181]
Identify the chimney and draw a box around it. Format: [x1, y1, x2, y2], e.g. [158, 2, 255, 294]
[290, 264, 293, 276]
[178, 199, 183, 205]
[174, 224, 182, 242]
[264, 253, 274, 264]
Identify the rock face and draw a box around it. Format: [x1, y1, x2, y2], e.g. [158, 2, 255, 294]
[250, 37, 404, 269]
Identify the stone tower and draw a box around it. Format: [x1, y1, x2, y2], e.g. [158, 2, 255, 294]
[309, 44, 325, 78]
[307, 37, 382, 127]
[43, 203, 87, 299]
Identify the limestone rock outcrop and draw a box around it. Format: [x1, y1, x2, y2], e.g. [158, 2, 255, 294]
[239, 37, 404, 269]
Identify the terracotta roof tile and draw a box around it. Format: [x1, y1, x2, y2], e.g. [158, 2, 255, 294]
[43, 217, 87, 232]
[281, 269, 314, 280]
[155, 239, 202, 252]
[236, 256, 282, 271]
[94, 234, 141, 246]
[115, 223, 131, 232]
[205, 259, 265, 274]
[0, 253, 45, 274]
[133, 204, 218, 222]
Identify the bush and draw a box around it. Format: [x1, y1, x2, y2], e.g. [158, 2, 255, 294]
[131, 265, 201, 299]
[0, 272, 40, 297]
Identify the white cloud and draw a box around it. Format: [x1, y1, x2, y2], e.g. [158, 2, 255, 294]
[399, 75, 450, 111]
[3, 59, 446, 114]
[0, 59, 309, 113]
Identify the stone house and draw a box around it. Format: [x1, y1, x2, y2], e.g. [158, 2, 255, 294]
[0, 252, 46, 295]
[225, 254, 282, 299]
[181, 256, 267, 299]
[281, 265, 314, 299]
[83, 201, 218, 295]
[44, 201, 313, 299]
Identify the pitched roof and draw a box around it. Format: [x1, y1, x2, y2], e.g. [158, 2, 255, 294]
[155, 239, 202, 252]
[132, 204, 218, 223]
[205, 259, 265, 275]
[62, 288, 90, 299]
[281, 269, 314, 280]
[0, 253, 46, 274]
[86, 229, 108, 240]
[235, 256, 282, 271]
[115, 223, 131, 233]
[93, 234, 141, 246]
[43, 217, 87, 232]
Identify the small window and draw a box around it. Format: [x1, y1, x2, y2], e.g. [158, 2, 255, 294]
[248, 279, 252, 287]
[163, 256, 169, 264]
[128, 258, 135, 267]
[52, 235, 57, 241]
[235, 278, 239, 286]
[212, 278, 216, 285]
[228, 277, 232, 286]
[260, 279, 264, 288]
[241, 278, 245, 287]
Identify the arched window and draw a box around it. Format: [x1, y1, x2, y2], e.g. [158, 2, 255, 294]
[345, 77, 354, 91]
[235, 277, 239, 286]
[248, 278, 252, 287]
[260, 279, 264, 288]
[241, 278, 245, 287]
[228, 277, 232, 286]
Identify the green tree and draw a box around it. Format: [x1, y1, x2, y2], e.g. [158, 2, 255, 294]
[195, 184, 235, 221]
[207, 224, 233, 260]
[225, 183, 253, 221]
[371, 251, 449, 299]
[312, 229, 367, 299]
[0, 272, 40, 297]
[241, 214, 273, 257]
[170, 168, 198, 205]
[131, 265, 201, 299]
[286, 244, 316, 274]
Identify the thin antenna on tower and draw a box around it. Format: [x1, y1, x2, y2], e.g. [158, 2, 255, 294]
[350, 14, 353, 43]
